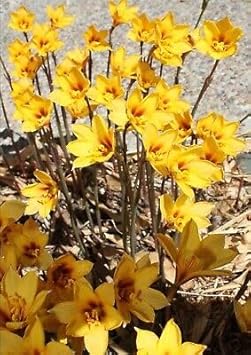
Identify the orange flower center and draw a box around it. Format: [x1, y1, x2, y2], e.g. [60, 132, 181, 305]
[8, 294, 27, 322]
[51, 264, 74, 288]
[83, 301, 105, 325]
[23, 242, 41, 259]
[117, 278, 135, 303]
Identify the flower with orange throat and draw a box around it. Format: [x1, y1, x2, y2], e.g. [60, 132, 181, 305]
[21, 170, 59, 218]
[109, 0, 138, 27]
[13, 218, 53, 269]
[114, 253, 167, 324]
[8, 6, 35, 32]
[0, 268, 48, 331]
[196, 17, 243, 60]
[128, 13, 155, 43]
[46, 4, 74, 29]
[0, 317, 72, 354]
[136, 318, 207, 354]
[110, 47, 140, 79]
[52, 281, 122, 355]
[12, 54, 42, 80]
[8, 39, 30, 64]
[31, 23, 64, 56]
[67, 115, 115, 168]
[84, 26, 110, 52]
[158, 220, 238, 290]
[136, 61, 160, 91]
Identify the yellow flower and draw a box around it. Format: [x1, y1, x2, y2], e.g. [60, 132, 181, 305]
[0, 246, 17, 281]
[21, 170, 59, 218]
[155, 79, 190, 114]
[65, 47, 89, 71]
[46, 253, 93, 301]
[136, 318, 206, 354]
[167, 145, 223, 198]
[110, 47, 140, 79]
[160, 193, 214, 232]
[0, 317, 72, 354]
[234, 298, 251, 333]
[12, 54, 42, 80]
[8, 6, 35, 32]
[169, 111, 193, 142]
[196, 17, 243, 60]
[114, 253, 167, 323]
[153, 12, 192, 66]
[31, 23, 64, 56]
[87, 75, 124, 109]
[200, 137, 226, 164]
[16, 95, 52, 132]
[110, 88, 168, 133]
[66, 98, 96, 121]
[84, 25, 110, 52]
[52, 281, 122, 355]
[13, 218, 53, 269]
[128, 13, 155, 43]
[11, 78, 34, 106]
[0, 268, 48, 330]
[67, 115, 115, 168]
[136, 61, 160, 91]
[142, 124, 177, 175]
[46, 4, 74, 29]
[50, 67, 90, 106]
[158, 220, 238, 287]
[8, 39, 30, 63]
[196, 112, 245, 156]
[0, 200, 25, 234]
[109, 0, 138, 27]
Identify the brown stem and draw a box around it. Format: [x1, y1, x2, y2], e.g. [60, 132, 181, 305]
[191, 60, 219, 117]
[0, 55, 12, 90]
[106, 26, 114, 77]
[93, 167, 103, 238]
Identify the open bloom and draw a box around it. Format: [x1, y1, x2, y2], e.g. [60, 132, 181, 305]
[8, 39, 30, 63]
[0, 268, 48, 330]
[196, 112, 245, 156]
[136, 61, 160, 91]
[109, 0, 138, 27]
[12, 54, 42, 80]
[128, 13, 155, 43]
[136, 318, 207, 354]
[46, 4, 74, 29]
[31, 23, 64, 56]
[114, 254, 168, 323]
[84, 26, 110, 52]
[167, 145, 223, 198]
[8, 6, 35, 32]
[234, 298, 251, 333]
[11, 78, 34, 106]
[21, 170, 59, 218]
[47, 254, 93, 301]
[13, 218, 52, 269]
[52, 281, 122, 355]
[110, 47, 140, 79]
[0, 317, 72, 354]
[50, 67, 90, 106]
[157, 220, 238, 287]
[160, 193, 214, 232]
[196, 17, 243, 59]
[200, 137, 226, 164]
[67, 115, 115, 168]
[87, 75, 124, 109]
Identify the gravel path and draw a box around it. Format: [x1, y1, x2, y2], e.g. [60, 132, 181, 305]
[0, 0, 250, 140]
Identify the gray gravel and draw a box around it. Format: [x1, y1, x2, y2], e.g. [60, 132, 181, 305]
[0, 0, 250, 141]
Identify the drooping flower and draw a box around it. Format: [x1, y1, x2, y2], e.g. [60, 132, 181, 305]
[136, 318, 207, 354]
[196, 17, 243, 60]
[110, 47, 140, 79]
[196, 112, 245, 156]
[87, 74, 124, 109]
[128, 13, 155, 43]
[46, 253, 93, 301]
[167, 145, 223, 198]
[142, 124, 177, 175]
[160, 193, 214, 232]
[234, 298, 251, 334]
[109, 0, 138, 27]
[8, 6, 35, 32]
[157, 220, 238, 288]
[67, 115, 115, 168]
[136, 61, 160, 91]
[0, 317, 72, 354]
[50, 67, 90, 106]
[114, 253, 168, 323]
[84, 26, 110, 52]
[0, 268, 48, 330]
[46, 4, 74, 29]
[21, 170, 59, 218]
[12, 218, 53, 269]
[31, 23, 64, 56]
[52, 281, 122, 355]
